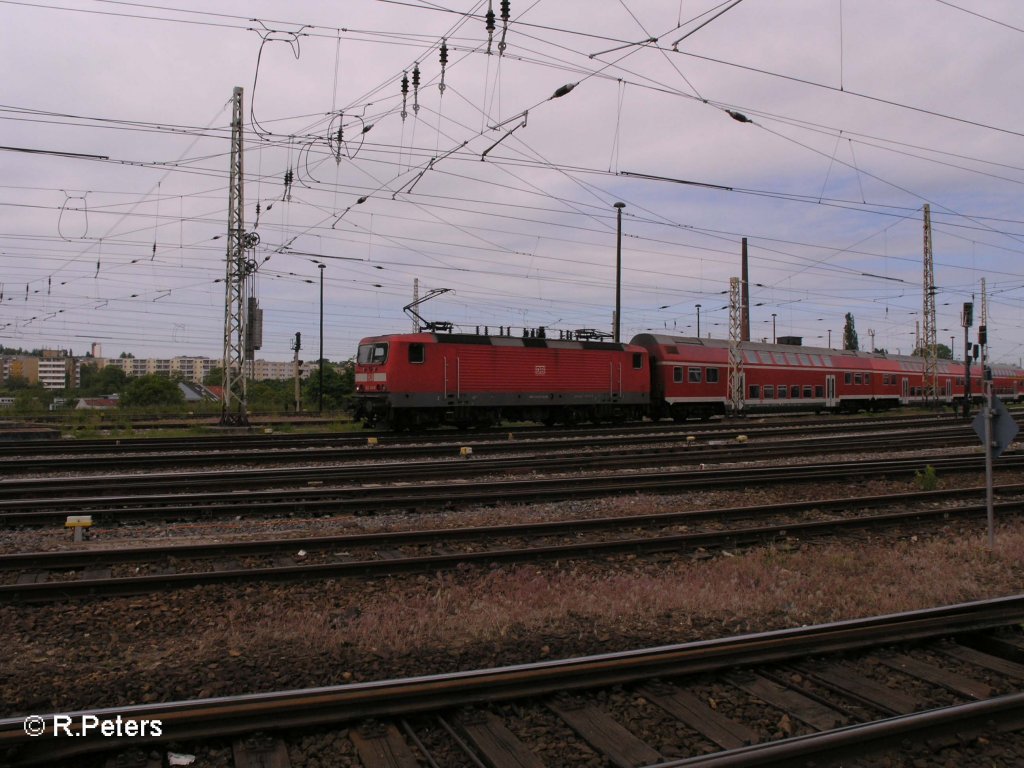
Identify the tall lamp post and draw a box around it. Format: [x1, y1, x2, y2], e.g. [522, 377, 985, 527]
[613, 202, 625, 342]
[695, 304, 701, 338]
[318, 262, 325, 414]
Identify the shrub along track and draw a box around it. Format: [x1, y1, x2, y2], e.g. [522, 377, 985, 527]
[2, 483, 1022, 602]
[4, 597, 1024, 767]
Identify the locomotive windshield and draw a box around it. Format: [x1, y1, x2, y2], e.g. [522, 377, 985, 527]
[357, 342, 389, 365]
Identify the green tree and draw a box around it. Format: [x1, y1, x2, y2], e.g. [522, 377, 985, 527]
[247, 379, 294, 412]
[302, 359, 353, 412]
[913, 342, 953, 359]
[4, 375, 31, 391]
[12, 387, 48, 414]
[120, 375, 186, 409]
[843, 313, 859, 351]
[78, 364, 129, 396]
[203, 366, 224, 386]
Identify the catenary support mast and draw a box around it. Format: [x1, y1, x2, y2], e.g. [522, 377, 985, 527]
[221, 86, 249, 426]
[922, 204, 938, 405]
[727, 276, 744, 415]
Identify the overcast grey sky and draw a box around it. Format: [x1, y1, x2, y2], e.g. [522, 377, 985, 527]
[2, 0, 1023, 363]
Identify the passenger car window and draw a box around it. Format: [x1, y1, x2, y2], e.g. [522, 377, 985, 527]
[706, 368, 720, 383]
[688, 367, 702, 383]
[673, 367, 683, 383]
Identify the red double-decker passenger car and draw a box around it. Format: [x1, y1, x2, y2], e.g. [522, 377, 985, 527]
[631, 334, 1022, 420]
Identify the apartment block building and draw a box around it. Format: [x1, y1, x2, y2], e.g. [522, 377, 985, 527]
[94, 356, 314, 383]
[0, 350, 77, 390]
[1, 351, 314, 390]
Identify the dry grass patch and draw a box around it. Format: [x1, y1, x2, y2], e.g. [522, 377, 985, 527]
[216, 525, 1024, 660]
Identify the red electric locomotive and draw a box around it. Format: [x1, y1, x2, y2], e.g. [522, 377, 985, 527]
[631, 334, 1022, 420]
[354, 331, 649, 429]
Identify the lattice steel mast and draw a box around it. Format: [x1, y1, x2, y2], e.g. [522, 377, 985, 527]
[727, 276, 744, 414]
[922, 204, 938, 405]
[221, 86, 252, 426]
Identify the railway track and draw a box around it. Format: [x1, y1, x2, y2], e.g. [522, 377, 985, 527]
[4, 597, 1024, 767]
[0, 451, 1017, 527]
[0, 424, 985, 503]
[0, 414, 974, 471]
[2, 484, 1022, 602]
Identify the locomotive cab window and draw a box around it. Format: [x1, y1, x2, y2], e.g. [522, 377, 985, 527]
[357, 343, 389, 365]
[633, 353, 644, 369]
[408, 343, 425, 364]
[688, 367, 702, 383]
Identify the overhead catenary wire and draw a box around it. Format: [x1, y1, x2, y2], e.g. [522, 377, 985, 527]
[3, 2, 1023, 360]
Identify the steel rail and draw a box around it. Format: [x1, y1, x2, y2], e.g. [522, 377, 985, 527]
[0, 414, 960, 458]
[3, 596, 1024, 766]
[2, 483, 1016, 571]
[651, 693, 1024, 766]
[0, 428, 980, 503]
[0, 452, 1019, 527]
[2, 496, 1021, 602]
[0, 420, 977, 472]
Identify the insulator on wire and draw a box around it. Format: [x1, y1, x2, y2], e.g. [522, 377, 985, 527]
[412, 63, 421, 114]
[438, 39, 448, 94]
[485, 2, 495, 53]
[401, 71, 409, 120]
[498, 0, 510, 53]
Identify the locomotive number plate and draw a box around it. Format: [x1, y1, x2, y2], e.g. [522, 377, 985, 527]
[535, 365, 546, 375]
